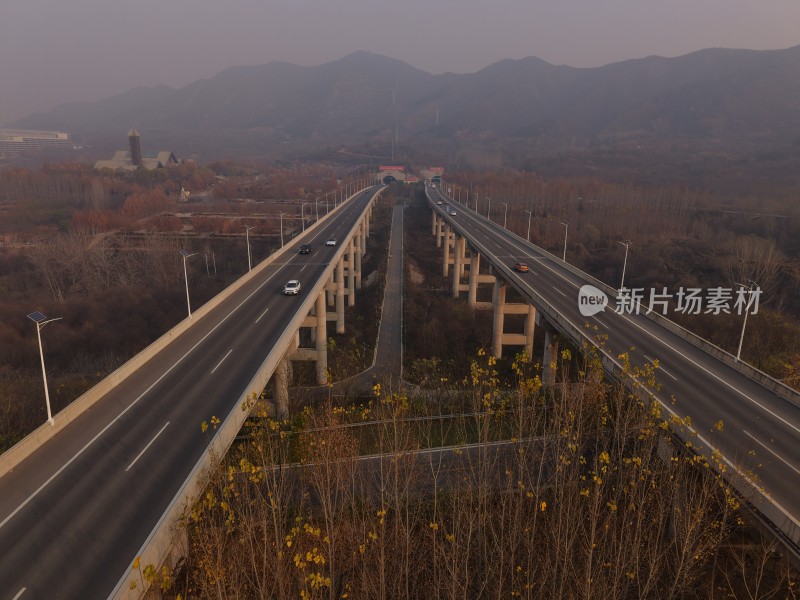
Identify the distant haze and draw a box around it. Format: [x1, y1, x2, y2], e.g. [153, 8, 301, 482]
[2, 0, 799, 124]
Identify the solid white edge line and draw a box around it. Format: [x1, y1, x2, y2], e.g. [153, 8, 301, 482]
[12, 588, 26, 600]
[459, 206, 800, 527]
[125, 422, 170, 473]
[0, 264, 284, 532]
[255, 307, 270, 323]
[211, 349, 233, 374]
[742, 430, 800, 477]
[644, 354, 678, 381]
[516, 236, 800, 437]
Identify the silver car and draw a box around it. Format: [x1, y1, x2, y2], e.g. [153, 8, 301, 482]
[283, 280, 301, 295]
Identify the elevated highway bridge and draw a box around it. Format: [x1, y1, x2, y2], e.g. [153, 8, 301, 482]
[1, 180, 799, 598]
[0, 184, 384, 599]
[425, 182, 800, 565]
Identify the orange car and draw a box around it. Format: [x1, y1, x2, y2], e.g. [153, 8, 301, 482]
[514, 262, 529, 273]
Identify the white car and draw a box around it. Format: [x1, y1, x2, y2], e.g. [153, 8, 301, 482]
[326, 238, 337, 246]
[283, 280, 301, 295]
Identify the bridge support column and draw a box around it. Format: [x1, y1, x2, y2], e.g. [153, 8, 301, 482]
[452, 235, 465, 298]
[274, 357, 290, 418]
[348, 240, 356, 306]
[355, 225, 363, 290]
[326, 272, 335, 307]
[468, 252, 481, 306]
[315, 292, 328, 384]
[336, 258, 345, 334]
[442, 224, 452, 278]
[542, 326, 560, 386]
[360, 220, 367, 256]
[492, 280, 507, 359]
[432, 211, 438, 236]
[436, 217, 444, 248]
[524, 305, 536, 359]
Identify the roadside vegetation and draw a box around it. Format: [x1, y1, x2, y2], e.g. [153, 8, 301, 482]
[140, 349, 797, 598]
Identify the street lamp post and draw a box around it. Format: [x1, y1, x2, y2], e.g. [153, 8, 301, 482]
[617, 240, 631, 290]
[300, 203, 308, 232]
[179, 249, 197, 318]
[314, 196, 319, 222]
[27, 311, 61, 425]
[559, 222, 568, 262]
[735, 280, 758, 362]
[503, 203, 508, 229]
[325, 193, 330, 215]
[279, 212, 286, 247]
[524, 210, 533, 242]
[244, 225, 254, 272]
[486, 196, 491, 220]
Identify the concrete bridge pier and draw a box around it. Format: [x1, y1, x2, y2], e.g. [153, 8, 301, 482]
[336, 258, 345, 334]
[492, 280, 507, 358]
[442, 224, 453, 278]
[348, 240, 356, 306]
[355, 225, 363, 290]
[542, 324, 560, 386]
[315, 292, 328, 384]
[432, 211, 438, 236]
[452, 237, 468, 298]
[468, 251, 481, 306]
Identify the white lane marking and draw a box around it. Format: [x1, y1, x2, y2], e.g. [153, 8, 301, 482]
[459, 209, 800, 523]
[513, 239, 800, 437]
[125, 422, 170, 472]
[554, 288, 566, 297]
[644, 354, 678, 381]
[211, 349, 233, 374]
[743, 430, 800, 477]
[12, 589, 26, 600]
[300, 264, 307, 272]
[592, 316, 608, 330]
[0, 264, 284, 532]
[255, 307, 270, 323]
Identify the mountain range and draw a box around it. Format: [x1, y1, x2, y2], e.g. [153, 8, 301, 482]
[11, 47, 800, 171]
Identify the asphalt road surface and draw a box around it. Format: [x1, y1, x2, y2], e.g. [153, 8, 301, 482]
[0, 188, 380, 599]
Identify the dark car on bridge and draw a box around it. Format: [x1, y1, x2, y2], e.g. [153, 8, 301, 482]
[514, 262, 529, 273]
[299, 244, 312, 254]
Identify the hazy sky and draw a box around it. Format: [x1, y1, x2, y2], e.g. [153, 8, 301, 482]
[2, 0, 799, 124]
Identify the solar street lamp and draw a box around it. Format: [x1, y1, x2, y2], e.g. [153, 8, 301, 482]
[179, 249, 197, 318]
[27, 311, 62, 425]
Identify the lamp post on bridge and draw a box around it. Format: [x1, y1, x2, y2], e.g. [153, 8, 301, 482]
[524, 210, 533, 242]
[503, 203, 508, 229]
[559, 222, 569, 262]
[179, 249, 197, 318]
[617, 240, 631, 290]
[278, 212, 286, 247]
[486, 196, 491, 220]
[300, 203, 308, 232]
[27, 311, 61, 426]
[244, 225, 254, 272]
[735, 280, 759, 362]
[314, 196, 319, 222]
